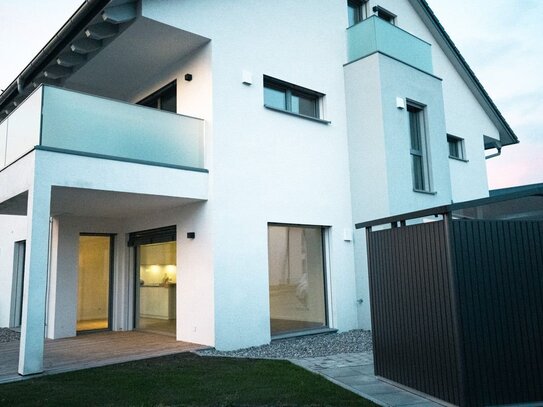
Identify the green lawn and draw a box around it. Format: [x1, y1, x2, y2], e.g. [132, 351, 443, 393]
[0, 353, 375, 406]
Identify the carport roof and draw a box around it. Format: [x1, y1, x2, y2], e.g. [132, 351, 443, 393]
[356, 183, 543, 229]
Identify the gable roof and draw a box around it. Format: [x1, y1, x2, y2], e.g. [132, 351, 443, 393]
[408, 0, 518, 147]
[0, 0, 520, 148]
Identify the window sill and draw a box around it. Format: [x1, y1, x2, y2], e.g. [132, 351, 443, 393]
[413, 188, 437, 195]
[271, 327, 338, 341]
[449, 155, 469, 163]
[264, 105, 331, 125]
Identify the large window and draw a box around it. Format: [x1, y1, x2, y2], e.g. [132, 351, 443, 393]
[137, 81, 177, 113]
[408, 103, 431, 192]
[268, 225, 327, 336]
[347, 0, 368, 26]
[264, 76, 322, 119]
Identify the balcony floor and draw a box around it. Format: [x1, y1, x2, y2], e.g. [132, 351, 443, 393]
[0, 331, 206, 383]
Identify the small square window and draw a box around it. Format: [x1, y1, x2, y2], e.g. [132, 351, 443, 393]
[264, 76, 322, 120]
[447, 135, 466, 160]
[372, 5, 396, 25]
[347, 0, 368, 27]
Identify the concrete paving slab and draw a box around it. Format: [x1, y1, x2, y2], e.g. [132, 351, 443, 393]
[294, 352, 444, 407]
[319, 367, 365, 378]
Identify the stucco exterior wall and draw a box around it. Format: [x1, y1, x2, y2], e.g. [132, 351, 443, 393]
[365, 0, 496, 201]
[143, 0, 358, 349]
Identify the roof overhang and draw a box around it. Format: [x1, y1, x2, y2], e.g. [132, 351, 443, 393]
[356, 183, 543, 229]
[408, 0, 519, 148]
[0, 0, 210, 118]
[0, 0, 135, 120]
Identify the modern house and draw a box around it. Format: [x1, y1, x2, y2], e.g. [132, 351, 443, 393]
[0, 0, 517, 377]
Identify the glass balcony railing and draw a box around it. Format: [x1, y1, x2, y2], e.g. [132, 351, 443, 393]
[347, 16, 433, 74]
[0, 85, 205, 171]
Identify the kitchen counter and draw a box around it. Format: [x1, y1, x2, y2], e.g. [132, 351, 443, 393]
[140, 285, 176, 319]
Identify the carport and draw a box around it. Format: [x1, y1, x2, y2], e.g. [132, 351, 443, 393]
[356, 183, 543, 406]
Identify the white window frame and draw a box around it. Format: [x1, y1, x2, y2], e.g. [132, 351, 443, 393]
[263, 76, 328, 123]
[407, 101, 432, 193]
[447, 134, 467, 161]
[347, 0, 368, 27]
[372, 5, 397, 25]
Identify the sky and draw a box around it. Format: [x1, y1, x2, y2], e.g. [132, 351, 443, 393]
[0, 1, 542, 190]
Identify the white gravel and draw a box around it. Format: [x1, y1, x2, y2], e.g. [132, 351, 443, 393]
[0, 328, 20, 343]
[196, 329, 372, 359]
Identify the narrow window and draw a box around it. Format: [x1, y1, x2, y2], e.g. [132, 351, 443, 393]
[408, 103, 431, 192]
[373, 5, 396, 25]
[347, 0, 367, 27]
[9, 241, 26, 329]
[268, 225, 328, 336]
[137, 81, 177, 113]
[447, 134, 466, 160]
[264, 76, 322, 119]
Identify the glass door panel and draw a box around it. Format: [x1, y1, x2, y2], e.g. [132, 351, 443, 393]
[136, 241, 177, 336]
[77, 235, 112, 332]
[268, 225, 327, 336]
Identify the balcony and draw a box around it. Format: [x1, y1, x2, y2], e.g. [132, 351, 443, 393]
[0, 86, 205, 172]
[347, 16, 433, 74]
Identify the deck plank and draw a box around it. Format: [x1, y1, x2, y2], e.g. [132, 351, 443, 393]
[0, 331, 206, 383]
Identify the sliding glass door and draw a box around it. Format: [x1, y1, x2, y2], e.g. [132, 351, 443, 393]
[135, 241, 177, 336]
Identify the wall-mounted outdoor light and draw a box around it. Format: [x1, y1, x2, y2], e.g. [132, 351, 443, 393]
[187, 232, 196, 239]
[185, 73, 193, 81]
[242, 70, 252, 85]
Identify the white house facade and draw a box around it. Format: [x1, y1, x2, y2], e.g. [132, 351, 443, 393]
[0, 0, 517, 375]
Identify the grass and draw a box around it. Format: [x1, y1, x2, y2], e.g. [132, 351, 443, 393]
[0, 353, 376, 407]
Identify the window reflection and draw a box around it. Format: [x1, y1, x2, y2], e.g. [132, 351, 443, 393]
[268, 225, 327, 335]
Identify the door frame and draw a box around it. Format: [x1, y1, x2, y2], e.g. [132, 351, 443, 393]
[9, 240, 26, 329]
[128, 225, 177, 331]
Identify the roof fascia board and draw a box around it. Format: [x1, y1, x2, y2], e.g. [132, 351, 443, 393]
[0, 0, 112, 113]
[356, 183, 543, 229]
[408, 0, 518, 147]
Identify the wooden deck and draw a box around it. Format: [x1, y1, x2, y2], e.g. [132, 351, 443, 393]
[0, 331, 206, 383]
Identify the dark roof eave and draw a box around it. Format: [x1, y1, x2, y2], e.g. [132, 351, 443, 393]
[0, 0, 111, 113]
[356, 183, 543, 229]
[411, 0, 519, 147]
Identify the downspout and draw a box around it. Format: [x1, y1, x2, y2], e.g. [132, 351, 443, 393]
[485, 147, 501, 160]
[485, 139, 502, 160]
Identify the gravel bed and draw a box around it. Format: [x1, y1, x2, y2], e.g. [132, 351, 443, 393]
[197, 329, 372, 359]
[0, 328, 20, 343]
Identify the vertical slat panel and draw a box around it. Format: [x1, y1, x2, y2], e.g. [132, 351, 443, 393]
[366, 221, 460, 405]
[453, 219, 543, 406]
[366, 218, 543, 406]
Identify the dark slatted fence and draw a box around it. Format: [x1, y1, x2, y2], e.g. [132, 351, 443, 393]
[367, 221, 462, 405]
[366, 218, 543, 406]
[452, 220, 543, 406]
